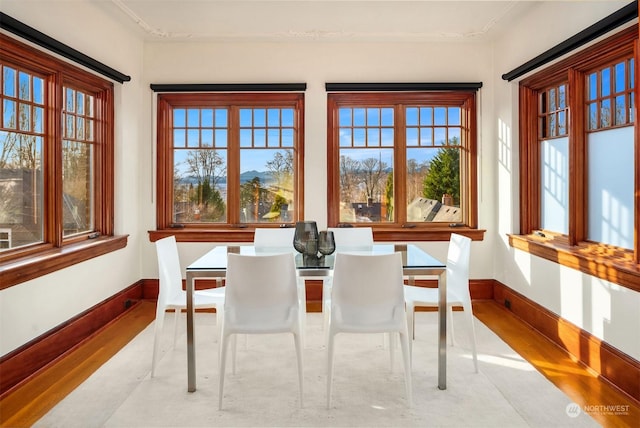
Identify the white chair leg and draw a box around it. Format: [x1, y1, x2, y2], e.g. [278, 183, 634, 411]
[323, 309, 329, 343]
[172, 308, 180, 347]
[298, 278, 307, 349]
[326, 329, 336, 409]
[151, 308, 166, 377]
[463, 303, 479, 373]
[323, 298, 331, 345]
[448, 306, 456, 346]
[218, 332, 231, 410]
[293, 331, 304, 408]
[322, 278, 330, 333]
[405, 302, 415, 367]
[216, 309, 224, 364]
[388, 332, 395, 372]
[231, 334, 238, 375]
[323, 305, 329, 335]
[399, 330, 413, 408]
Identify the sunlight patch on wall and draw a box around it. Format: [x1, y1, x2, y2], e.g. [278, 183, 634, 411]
[590, 279, 612, 339]
[560, 269, 584, 328]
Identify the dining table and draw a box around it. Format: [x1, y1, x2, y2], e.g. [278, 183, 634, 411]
[184, 243, 448, 392]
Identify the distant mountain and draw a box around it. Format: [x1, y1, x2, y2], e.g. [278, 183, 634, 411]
[239, 170, 273, 184]
[175, 170, 274, 186]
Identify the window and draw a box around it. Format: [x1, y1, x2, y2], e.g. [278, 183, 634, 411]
[514, 26, 639, 291]
[63, 86, 97, 237]
[327, 91, 482, 241]
[0, 35, 122, 288]
[585, 59, 635, 249]
[1, 63, 45, 249]
[154, 92, 304, 241]
[539, 83, 569, 234]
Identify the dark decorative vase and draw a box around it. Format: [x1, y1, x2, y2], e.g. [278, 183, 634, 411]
[318, 231, 336, 256]
[293, 221, 319, 256]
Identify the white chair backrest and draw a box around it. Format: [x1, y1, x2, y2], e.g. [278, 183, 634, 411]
[253, 227, 296, 248]
[155, 235, 183, 307]
[328, 227, 374, 248]
[446, 233, 471, 303]
[224, 253, 298, 321]
[331, 252, 405, 325]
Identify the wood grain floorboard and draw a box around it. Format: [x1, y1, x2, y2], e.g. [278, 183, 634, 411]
[1, 300, 638, 427]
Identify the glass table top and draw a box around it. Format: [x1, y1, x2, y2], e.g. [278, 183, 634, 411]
[187, 244, 445, 272]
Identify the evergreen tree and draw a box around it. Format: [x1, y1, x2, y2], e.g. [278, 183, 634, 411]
[423, 146, 460, 205]
[193, 179, 225, 221]
[240, 177, 262, 221]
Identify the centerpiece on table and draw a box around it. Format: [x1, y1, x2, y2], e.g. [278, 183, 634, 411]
[293, 221, 335, 263]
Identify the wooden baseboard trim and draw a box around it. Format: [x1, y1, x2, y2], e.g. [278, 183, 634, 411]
[492, 280, 640, 405]
[0, 281, 146, 398]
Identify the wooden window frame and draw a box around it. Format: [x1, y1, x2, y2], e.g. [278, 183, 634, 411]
[327, 91, 485, 242]
[0, 35, 125, 290]
[513, 26, 640, 292]
[150, 92, 305, 243]
[585, 58, 635, 130]
[539, 83, 569, 139]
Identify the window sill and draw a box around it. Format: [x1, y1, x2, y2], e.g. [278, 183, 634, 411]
[0, 235, 129, 290]
[149, 227, 486, 243]
[373, 227, 485, 242]
[508, 233, 640, 292]
[149, 229, 257, 243]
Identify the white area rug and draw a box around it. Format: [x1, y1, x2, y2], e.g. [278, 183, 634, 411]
[34, 312, 597, 427]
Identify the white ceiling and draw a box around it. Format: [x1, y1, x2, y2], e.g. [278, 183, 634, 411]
[96, 0, 542, 42]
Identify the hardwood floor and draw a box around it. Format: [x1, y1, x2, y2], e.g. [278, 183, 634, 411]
[472, 302, 640, 428]
[1, 300, 638, 427]
[0, 301, 156, 428]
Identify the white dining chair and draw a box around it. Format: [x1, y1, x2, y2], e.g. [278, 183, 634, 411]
[323, 227, 374, 332]
[327, 226, 374, 248]
[218, 252, 304, 410]
[253, 226, 306, 346]
[326, 252, 412, 408]
[404, 233, 478, 372]
[253, 227, 295, 248]
[152, 235, 225, 377]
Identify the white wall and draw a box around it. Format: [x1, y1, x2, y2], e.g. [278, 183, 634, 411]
[492, 1, 640, 360]
[139, 39, 498, 279]
[0, 1, 146, 355]
[1, 0, 638, 364]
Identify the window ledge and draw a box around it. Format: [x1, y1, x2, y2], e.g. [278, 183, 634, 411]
[0, 235, 129, 290]
[149, 229, 256, 243]
[374, 227, 485, 242]
[508, 234, 640, 292]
